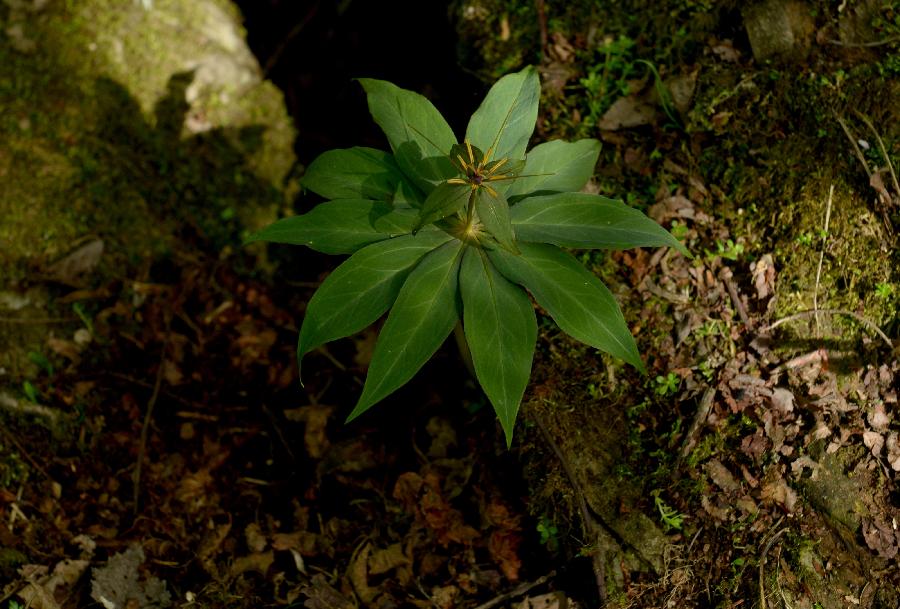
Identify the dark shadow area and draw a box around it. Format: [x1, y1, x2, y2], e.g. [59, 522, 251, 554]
[234, 0, 484, 163]
[88, 72, 282, 251]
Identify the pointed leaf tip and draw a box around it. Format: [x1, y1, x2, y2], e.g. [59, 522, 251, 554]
[348, 240, 465, 421]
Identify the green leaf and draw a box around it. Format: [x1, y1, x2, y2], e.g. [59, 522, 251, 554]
[505, 139, 601, 199]
[245, 200, 423, 255]
[416, 182, 471, 229]
[301, 147, 416, 201]
[393, 179, 424, 208]
[474, 188, 518, 253]
[465, 66, 540, 163]
[348, 240, 465, 421]
[460, 248, 536, 446]
[511, 193, 689, 255]
[298, 231, 452, 369]
[358, 78, 457, 191]
[488, 242, 644, 372]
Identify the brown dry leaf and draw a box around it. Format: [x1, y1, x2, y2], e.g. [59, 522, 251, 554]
[485, 499, 522, 580]
[706, 459, 740, 494]
[769, 387, 794, 414]
[348, 543, 377, 604]
[750, 254, 776, 300]
[701, 494, 730, 521]
[17, 559, 90, 609]
[271, 530, 318, 555]
[540, 62, 575, 96]
[245, 523, 267, 553]
[352, 326, 379, 369]
[46, 335, 81, 363]
[431, 585, 459, 609]
[648, 195, 695, 224]
[45, 239, 104, 285]
[861, 518, 900, 559]
[368, 543, 409, 576]
[886, 432, 900, 471]
[426, 417, 457, 458]
[598, 95, 657, 130]
[517, 592, 567, 609]
[488, 529, 522, 581]
[867, 403, 890, 432]
[863, 431, 884, 457]
[230, 551, 274, 577]
[161, 360, 184, 385]
[664, 70, 698, 115]
[175, 469, 214, 507]
[761, 476, 798, 512]
[711, 39, 741, 62]
[285, 405, 334, 458]
[198, 521, 232, 575]
[393, 472, 479, 546]
[301, 574, 355, 609]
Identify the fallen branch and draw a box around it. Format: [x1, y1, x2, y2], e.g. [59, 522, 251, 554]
[764, 309, 893, 350]
[532, 410, 607, 604]
[471, 570, 557, 609]
[758, 519, 787, 609]
[813, 184, 834, 337]
[719, 268, 750, 327]
[0, 391, 65, 429]
[679, 387, 715, 460]
[132, 311, 172, 516]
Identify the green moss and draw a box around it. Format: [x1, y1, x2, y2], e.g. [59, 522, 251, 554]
[0, 0, 296, 377]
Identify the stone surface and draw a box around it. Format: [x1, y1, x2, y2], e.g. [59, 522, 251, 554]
[0, 0, 296, 377]
[743, 0, 815, 62]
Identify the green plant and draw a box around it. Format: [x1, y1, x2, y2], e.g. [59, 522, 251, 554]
[652, 490, 685, 531]
[653, 371, 680, 396]
[248, 66, 685, 445]
[705, 238, 744, 261]
[875, 282, 894, 299]
[536, 516, 559, 551]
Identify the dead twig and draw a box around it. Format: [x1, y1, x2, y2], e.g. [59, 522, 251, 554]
[758, 519, 787, 609]
[0, 425, 52, 482]
[836, 114, 872, 178]
[532, 410, 607, 604]
[854, 110, 900, 199]
[679, 387, 715, 460]
[0, 391, 66, 429]
[813, 184, 835, 337]
[471, 571, 557, 609]
[0, 316, 74, 324]
[764, 308, 893, 349]
[535, 0, 548, 60]
[719, 268, 750, 327]
[772, 348, 828, 374]
[642, 276, 690, 304]
[263, 1, 319, 76]
[826, 36, 900, 47]
[132, 310, 173, 516]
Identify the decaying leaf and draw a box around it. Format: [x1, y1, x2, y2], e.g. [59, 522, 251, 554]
[90, 546, 171, 609]
[17, 559, 90, 609]
[301, 574, 355, 609]
[862, 517, 900, 559]
[368, 543, 409, 576]
[45, 239, 104, 285]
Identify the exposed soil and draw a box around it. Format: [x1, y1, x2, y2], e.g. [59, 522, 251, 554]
[2, 1, 900, 608]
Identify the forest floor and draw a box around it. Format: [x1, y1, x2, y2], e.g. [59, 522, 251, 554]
[2, 1, 900, 608]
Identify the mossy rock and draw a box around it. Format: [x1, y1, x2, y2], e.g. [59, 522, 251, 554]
[0, 0, 296, 378]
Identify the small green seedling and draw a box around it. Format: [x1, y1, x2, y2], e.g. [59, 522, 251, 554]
[653, 491, 685, 531]
[248, 66, 686, 445]
[536, 517, 559, 551]
[654, 371, 680, 396]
